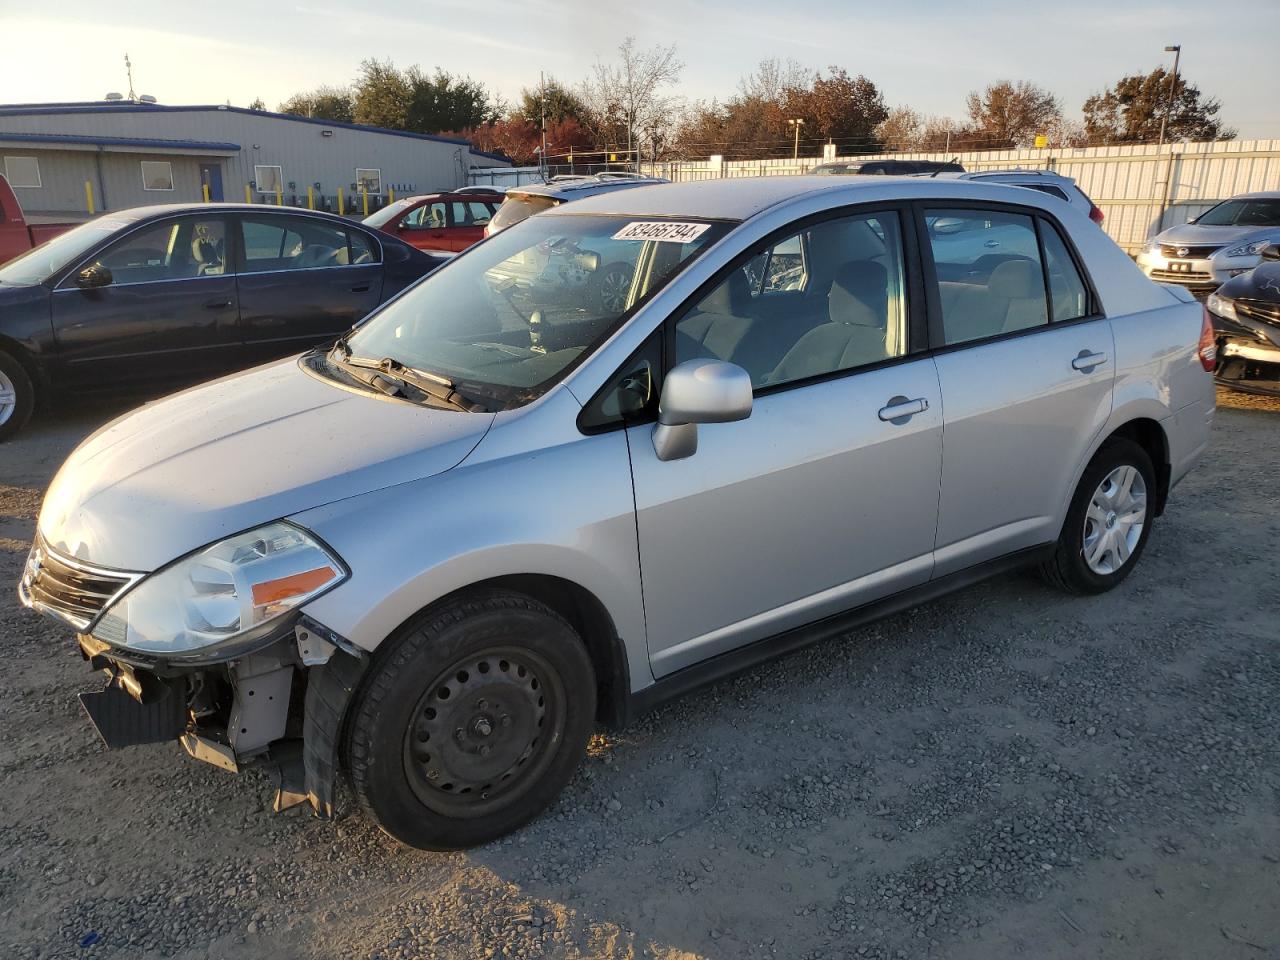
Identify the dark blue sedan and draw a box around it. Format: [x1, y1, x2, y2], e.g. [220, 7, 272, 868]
[0, 203, 448, 439]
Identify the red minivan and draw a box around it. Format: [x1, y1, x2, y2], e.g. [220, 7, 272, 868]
[362, 190, 503, 252]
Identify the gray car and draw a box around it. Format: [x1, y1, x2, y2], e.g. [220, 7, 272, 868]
[1137, 191, 1280, 290]
[19, 176, 1215, 850]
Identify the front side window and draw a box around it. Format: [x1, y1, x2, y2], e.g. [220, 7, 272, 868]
[675, 211, 908, 389]
[254, 165, 283, 196]
[405, 202, 448, 229]
[86, 216, 227, 284]
[341, 214, 727, 408]
[4, 155, 41, 188]
[140, 161, 174, 191]
[240, 215, 365, 271]
[926, 209, 1047, 345]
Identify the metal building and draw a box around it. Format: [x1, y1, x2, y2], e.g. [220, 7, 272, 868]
[0, 101, 509, 218]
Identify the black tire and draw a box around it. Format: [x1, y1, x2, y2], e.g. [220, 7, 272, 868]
[0, 350, 35, 443]
[345, 589, 596, 850]
[1039, 438, 1156, 595]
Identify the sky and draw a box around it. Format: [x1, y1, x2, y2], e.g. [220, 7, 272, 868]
[3, 0, 1276, 141]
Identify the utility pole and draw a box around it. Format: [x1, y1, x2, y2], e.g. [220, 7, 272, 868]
[540, 70, 548, 180]
[788, 118, 805, 161]
[1157, 44, 1181, 149]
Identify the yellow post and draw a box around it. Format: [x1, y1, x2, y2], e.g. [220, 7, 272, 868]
[306, 185, 314, 210]
[202, 182, 211, 203]
[388, 187, 395, 204]
[244, 184, 252, 204]
[362, 188, 369, 217]
[338, 187, 345, 216]
[84, 180, 96, 215]
[276, 186, 283, 207]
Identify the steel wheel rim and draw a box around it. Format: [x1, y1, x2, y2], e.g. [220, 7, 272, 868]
[599, 268, 631, 313]
[402, 646, 565, 819]
[1082, 464, 1147, 575]
[0, 368, 15, 427]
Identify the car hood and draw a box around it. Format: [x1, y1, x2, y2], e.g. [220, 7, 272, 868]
[1154, 223, 1276, 249]
[39, 357, 495, 571]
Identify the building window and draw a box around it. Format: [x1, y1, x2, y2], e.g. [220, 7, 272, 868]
[4, 156, 41, 188]
[255, 165, 283, 195]
[355, 168, 382, 194]
[141, 161, 174, 191]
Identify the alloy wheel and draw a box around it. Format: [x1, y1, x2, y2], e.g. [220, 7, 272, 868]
[1081, 464, 1148, 575]
[0, 367, 16, 427]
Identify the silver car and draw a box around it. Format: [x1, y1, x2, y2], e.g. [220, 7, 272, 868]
[20, 177, 1216, 850]
[1137, 191, 1280, 290]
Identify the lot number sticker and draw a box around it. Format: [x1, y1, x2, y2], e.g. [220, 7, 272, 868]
[612, 221, 711, 243]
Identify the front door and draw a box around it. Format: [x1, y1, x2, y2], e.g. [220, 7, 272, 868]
[50, 214, 240, 389]
[198, 163, 224, 202]
[397, 200, 451, 252]
[628, 209, 943, 677]
[234, 213, 383, 365]
[920, 205, 1116, 576]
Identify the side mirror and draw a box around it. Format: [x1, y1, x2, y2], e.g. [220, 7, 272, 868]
[931, 217, 966, 237]
[1260, 242, 1280, 263]
[652, 359, 753, 462]
[76, 262, 113, 289]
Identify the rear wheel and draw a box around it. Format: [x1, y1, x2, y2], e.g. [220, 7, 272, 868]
[0, 350, 35, 442]
[346, 590, 595, 850]
[1040, 439, 1156, 594]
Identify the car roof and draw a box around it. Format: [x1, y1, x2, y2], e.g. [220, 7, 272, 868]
[950, 170, 1073, 181]
[1228, 191, 1280, 199]
[508, 176, 669, 201]
[545, 175, 1070, 222]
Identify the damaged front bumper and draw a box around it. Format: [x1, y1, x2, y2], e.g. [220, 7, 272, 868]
[73, 615, 366, 817]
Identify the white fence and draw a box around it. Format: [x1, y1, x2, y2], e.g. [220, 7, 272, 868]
[642, 140, 1280, 254]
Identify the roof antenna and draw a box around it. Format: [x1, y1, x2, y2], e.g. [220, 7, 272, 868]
[124, 53, 136, 101]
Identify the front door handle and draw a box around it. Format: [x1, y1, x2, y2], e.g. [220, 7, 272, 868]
[350, 284, 371, 293]
[204, 298, 233, 310]
[878, 396, 929, 422]
[1071, 350, 1109, 371]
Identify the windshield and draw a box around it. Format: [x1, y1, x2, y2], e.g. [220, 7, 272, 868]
[363, 197, 418, 229]
[341, 213, 728, 407]
[488, 194, 558, 234]
[1196, 198, 1280, 227]
[0, 215, 138, 285]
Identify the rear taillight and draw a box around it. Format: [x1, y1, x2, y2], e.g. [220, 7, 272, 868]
[1089, 203, 1105, 225]
[1198, 307, 1217, 372]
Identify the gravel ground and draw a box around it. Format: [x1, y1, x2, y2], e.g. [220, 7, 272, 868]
[1, 388, 1278, 960]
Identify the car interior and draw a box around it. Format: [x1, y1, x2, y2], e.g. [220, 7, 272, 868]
[241, 217, 376, 272]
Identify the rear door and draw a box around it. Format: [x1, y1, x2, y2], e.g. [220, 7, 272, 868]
[448, 200, 498, 251]
[234, 212, 383, 365]
[49, 213, 240, 388]
[921, 203, 1115, 576]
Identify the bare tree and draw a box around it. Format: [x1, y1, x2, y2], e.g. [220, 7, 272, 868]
[739, 58, 811, 103]
[583, 37, 683, 162]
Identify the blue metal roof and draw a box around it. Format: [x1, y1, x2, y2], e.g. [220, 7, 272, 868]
[0, 101, 480, 149]
[0, 131, 240, 152]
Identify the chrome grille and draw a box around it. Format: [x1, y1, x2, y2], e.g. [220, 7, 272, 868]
[1160, 244, 1221, 259]
[1237, 300, 1280, 325]
[18, 536, 142, 631]
[1150, 268, 1215, 285]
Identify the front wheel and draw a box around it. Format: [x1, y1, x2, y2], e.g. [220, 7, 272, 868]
[0, 350, 35, 442]
[1039, 438, 1156, 594]
[345, 590, 596, 850]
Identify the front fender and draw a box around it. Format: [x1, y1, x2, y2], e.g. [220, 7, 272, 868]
[291, 425, 650, 691]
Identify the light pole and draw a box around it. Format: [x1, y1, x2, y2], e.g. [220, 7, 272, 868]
[1156, 44, 1181, 148]
[788, 118, 805, 161]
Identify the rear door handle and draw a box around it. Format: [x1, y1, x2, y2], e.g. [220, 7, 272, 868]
[878, 396, 929, 422]
[1071, 351, 1109, 371]
[350, 284, 371, 293]
[204, 298, 233, 310]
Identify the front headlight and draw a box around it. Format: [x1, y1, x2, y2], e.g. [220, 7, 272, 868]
[1222, 240, 1269, 259]
[1206, 292, 1237, 322]
[93, 522, 347, 657]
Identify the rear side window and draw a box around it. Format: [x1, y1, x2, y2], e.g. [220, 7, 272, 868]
[1024, 184, 1069, 202]
[1041, 223, 1089, 321]
[241, 216, 375, 272]
[925, 209, 1047, 345]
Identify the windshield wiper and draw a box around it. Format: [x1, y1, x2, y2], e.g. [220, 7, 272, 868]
[336, 353, 489, 413]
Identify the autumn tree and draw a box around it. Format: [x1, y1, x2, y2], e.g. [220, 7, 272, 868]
[793, 67, 888, 146]
[965, 80, 1061, 149]
[874, 106, 924, 152]
[278, 85, 354, 122]
[1082, 68, 1234, 144]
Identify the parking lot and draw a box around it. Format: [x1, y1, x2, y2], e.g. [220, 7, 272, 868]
[0, 387, 1274, 960]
